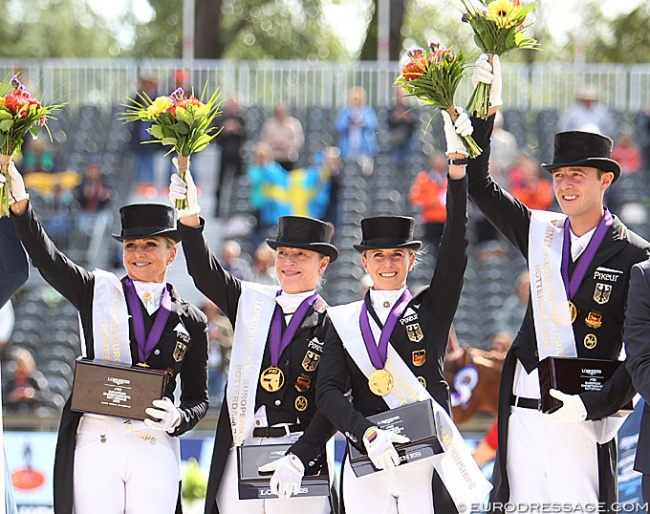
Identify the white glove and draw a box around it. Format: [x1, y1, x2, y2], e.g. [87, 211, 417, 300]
[144, 397, 182, 433]
[258, 453, 305, 499]
[472, 53, 503, 108]
[3, 162, 29, 204]
[441, 108, 473, 157]
[546, 389, 587, 424]
[362, 426, 410, 471]
[169, 158, 200, 218]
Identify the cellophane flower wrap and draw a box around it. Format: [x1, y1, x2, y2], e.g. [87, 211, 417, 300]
[122, 85, 222, 209]
[395, 43, 482, 158]
[0, 76, 65, 217]
[461, 0, 538, 119]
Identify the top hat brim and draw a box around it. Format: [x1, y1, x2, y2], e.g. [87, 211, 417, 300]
[353, 240, 422, 253]
[266, 239, 339, 262]
[541, 157, 621, 182]
[112, 228, 179, 242]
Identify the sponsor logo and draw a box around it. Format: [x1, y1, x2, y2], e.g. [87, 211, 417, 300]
[107, 377, 130, 386]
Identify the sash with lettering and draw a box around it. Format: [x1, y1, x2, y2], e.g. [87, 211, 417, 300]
[226, 282, 278, 447]
[328, 301, 492, 509]
[91, 270, 132, 364]
[528, 209, 628, 443]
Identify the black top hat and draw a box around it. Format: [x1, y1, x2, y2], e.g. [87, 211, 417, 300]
[266, 216, 338, 262]
[541, 131, 621, 182]
[354, 216, 421, 252]
[112, 204, 179, 242]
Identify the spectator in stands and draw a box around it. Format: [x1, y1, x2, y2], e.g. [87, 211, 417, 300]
[219, 239, 252, 281]
[508, 154, 554, 210]
[335, 86, 379, 176]
[490, 110, 518, 186]
[558, 86, 616, 139]
[168, 167, 340, 512]
[6, 173, 209, 514]
[250, 242, 278, 286]
[215, 96, 248, 218]
[202, 300, 233, 407]
[321, 146, 342, 229]
[74, 155, 113, 212]
[2, 348, 49, 414]
[409, 152, 448, 253]
[129, 76, 161, 196]
[387, 88, 418, 170]
[259, 104, 305, 171]
[494, 270, 530, 340]
[21, 137, 57, 174]
[611, 131, 641, 174]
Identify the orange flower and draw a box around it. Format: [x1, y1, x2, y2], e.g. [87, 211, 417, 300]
[401, 48, 427, 81]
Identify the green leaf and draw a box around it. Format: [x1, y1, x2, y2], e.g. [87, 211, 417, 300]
[161, 137, 177, 146]
[175, 106, 193, 126]
[149, 125, 164, 139]
[0, 120, 13, 132]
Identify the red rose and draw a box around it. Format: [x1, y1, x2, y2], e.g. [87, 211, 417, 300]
[402, 56, 427, 81]
[5, 89, 30, 115]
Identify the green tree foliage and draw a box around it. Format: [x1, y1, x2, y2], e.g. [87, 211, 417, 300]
[0, 0, 120, 58]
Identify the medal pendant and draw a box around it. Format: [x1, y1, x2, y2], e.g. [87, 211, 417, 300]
[568, 301, 577, 323]
[136, 362, 150, 368]
[260, 366, 285, 393]
[368, 369, 394, 396]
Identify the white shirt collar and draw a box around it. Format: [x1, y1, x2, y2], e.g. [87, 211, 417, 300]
[369, 287, 407, 323]
[133, 281, 166, 315]
[569, 227, 597, 261]
[276, 290, 316, 315]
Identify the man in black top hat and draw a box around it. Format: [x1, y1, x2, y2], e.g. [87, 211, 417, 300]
[466, 56, 650, 510]
[168, 168, 339, 514]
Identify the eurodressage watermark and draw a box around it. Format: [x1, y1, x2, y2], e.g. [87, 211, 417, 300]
[456, 502, 649, 513]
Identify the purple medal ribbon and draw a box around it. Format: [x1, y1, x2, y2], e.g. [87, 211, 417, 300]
[561, 210, 612, 300]
[269, 292, 320, 366]
[124, 278, 172, 363]
[360, 289, 413, 370]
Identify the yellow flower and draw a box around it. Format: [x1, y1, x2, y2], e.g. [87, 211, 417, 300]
[486, 0, 521, 29]
[145, 96, 173, 119]
[0, 97, 6, 107]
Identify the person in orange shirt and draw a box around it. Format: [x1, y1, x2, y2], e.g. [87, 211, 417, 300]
[509, 153, 553, 211]
[409, 152, 448, 252]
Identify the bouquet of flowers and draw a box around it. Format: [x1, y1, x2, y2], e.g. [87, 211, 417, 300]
[461, 0, 538, 119]
[0, 75, 65, 217]
[395, 43, 482, 158]
[122, 84, 222, 209]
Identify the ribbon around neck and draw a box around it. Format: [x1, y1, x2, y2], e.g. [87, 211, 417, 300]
[269, 291, 319, 366]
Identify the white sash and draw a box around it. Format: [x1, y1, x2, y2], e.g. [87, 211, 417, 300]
[92, 270, 132, 365]
[528, 210, 576, 360]
[528, 212, 628, 443]
[226, 282, 278, 447]
[328, 302, 492, 509]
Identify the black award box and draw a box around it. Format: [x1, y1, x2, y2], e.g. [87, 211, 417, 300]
[237, 443, 330, 500]
[70, 358, 168, 420]
[348, 399, 443, 477]
[538, 356, 633, 414]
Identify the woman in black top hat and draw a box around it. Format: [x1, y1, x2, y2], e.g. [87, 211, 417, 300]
[315, 111, 492, 513]
[168, 167, 338, 514]
[6, 164, 209, 514]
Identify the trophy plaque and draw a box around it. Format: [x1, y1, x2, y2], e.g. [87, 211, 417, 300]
[538, 356, 633, 414]
[70, 358, 168, 420]
[237, 443, 330, 500]
[348, 399, 443, 477]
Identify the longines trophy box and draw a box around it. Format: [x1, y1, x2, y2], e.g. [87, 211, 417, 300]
[538, 356, 633, 414]
[348, 399, 443, 477]
[70, 358, 168, 420]
[237, 443, 330, 499]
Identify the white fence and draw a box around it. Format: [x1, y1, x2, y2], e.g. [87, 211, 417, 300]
[3, 58, 650, 111]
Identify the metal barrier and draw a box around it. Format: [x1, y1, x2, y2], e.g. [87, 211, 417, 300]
[1, 59, 649, 111]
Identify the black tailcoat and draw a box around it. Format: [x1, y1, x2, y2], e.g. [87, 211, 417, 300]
[176, 221, 336, 514]
[12, 205, 209, 514]
[467, 115, 650, 511]
[316, 176, 468, 514]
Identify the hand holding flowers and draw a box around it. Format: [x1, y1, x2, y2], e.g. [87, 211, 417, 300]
[396, 43, 482, 158]
[0, 75, 65, 217]
[122, 85, 222, 210]
[461, 0, 538, 118]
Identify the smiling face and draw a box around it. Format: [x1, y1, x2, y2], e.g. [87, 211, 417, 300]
[551, 166, 614, 235]
[123, 237, 176, 283]
[362, 248, 415, 291]
[274, 246, 330, 294]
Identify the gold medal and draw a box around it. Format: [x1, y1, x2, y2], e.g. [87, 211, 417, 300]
[260, 366, 285, 392]
[368, 369, 394, 396]
[417, 376, 427, 388]
[295, 395, 308, 412]
[568, 301, 577, 323]
[584, 334, 598, 350]
[136, 362, 150, 368]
